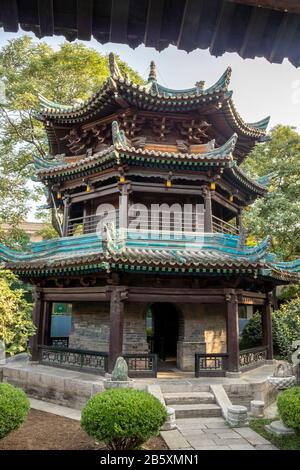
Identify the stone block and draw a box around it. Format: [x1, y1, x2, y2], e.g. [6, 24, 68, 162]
[265, 420, 295, 437]
[250, 400, 264, 418]
[161, 407, 177, 431]
[227, 405, 248, 427]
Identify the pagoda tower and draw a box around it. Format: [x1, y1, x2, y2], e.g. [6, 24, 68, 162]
[1, 54, 299, 377]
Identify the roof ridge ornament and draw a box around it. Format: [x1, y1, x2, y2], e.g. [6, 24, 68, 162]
[148, 61, 157, 82]
[109, 52, 123, 80]
[111, 120, 127, 146]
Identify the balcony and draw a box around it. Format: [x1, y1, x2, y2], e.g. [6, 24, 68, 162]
[66, 211, 239, 237]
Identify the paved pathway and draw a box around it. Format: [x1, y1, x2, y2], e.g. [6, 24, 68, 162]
[30, 398, 81, 421]
[30, 398, 277, 451]
[161, 417, 277, 450]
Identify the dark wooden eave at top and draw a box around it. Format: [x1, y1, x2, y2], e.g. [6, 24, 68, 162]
[0, 0, 299, 67]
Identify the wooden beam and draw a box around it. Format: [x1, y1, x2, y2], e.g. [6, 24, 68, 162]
[268, 12, 299, 64]
[43, 292, 109, 302]
[212, 192, 239, 214]
[38, 0, 54, 37]
[209, 2, 236, 56]
[225, 0, 300, 14]
[69, 183, 119, 203]
[144, 0, 165, 48]
[127, 294, 224, 304]
[177, 0, 203, 51]
[110, 0, 130, 43]
[0, 0, 18, 32]
[239, 6, 270, 59]
[77, 0, 93, 41]
[129, 287, 232, 296]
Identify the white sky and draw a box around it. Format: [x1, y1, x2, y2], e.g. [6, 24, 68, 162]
[0, 28, 299, 221]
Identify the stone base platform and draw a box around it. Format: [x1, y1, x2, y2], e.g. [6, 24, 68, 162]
[1, 358, 279, 410]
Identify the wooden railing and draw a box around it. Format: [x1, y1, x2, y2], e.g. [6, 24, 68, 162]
[239, 346, 267, 370]
[195, 353, 229, 377]
[38, 346, 108, 374]
[38, 347, 157, 377]
[123, 353, 158, 378]
[212, 215, 239, 235]
[67, 211, 238, 237]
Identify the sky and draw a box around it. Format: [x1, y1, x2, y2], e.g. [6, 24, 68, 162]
[0, 28, 299, 221]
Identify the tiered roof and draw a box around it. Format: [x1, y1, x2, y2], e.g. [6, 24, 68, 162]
[35, 122, 267, 199]
[1, 55, 298, 286]
[38, 54, 270, 163]
[0, 228, 298, 284]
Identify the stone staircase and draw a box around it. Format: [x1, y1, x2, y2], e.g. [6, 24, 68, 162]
[163, 391, 222, 419]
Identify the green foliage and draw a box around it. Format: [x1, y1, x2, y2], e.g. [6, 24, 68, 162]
[0, 269, 35, 355]
[0, 36, 143, 238]
[278, 387, 300, 431]
[240, 297, 300, 359]
[0, 382, 30, 439]
[278, 285, 300, 302]
[241, 125, 300, 260]
[250, 417, 300, 450]
[81, 388, 167, 450]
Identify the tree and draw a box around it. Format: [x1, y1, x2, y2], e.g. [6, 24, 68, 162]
[0, 36, 143, 245]
[0, 269, 35, 356]
[241, 125, 300, 261]
[240, 297, 300, 359]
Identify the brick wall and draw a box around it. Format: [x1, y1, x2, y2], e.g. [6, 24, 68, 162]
[68, 302, 110, 352]
[68, 300, 226, 372]
[123, 302, 149, 353]
[177, 303, 226, 371]
[68, 301, 149, 354]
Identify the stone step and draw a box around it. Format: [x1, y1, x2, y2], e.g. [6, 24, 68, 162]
[164, 392, 215, 405]
[159, 383, 211, 393]
[172, 403, 222, 419]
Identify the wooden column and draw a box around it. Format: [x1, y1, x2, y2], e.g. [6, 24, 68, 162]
[62, 196, 71, 237]
[261, 296, 274, 360]
[236, 210, 242, 234]
[30, 288, 44, 361]
[202, 187, 213, 233]
[108, 287, 125, 372]
[42, 301, 52, 346]
[226, 292, 240, 372]
[119, 184, 128, 233]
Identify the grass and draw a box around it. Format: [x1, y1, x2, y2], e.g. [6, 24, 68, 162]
[249, 418, 300, 451]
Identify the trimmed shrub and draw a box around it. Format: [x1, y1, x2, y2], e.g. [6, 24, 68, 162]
[240, 298, 300, 359]
[81, 388, 167, 450]
[277, 387, 300, 431]
[0, 382, 30, 439]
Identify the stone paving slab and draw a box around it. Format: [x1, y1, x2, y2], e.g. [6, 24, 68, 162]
[172, 415, 276, 451]
[215, 431, 244, 439]
[212, 437, 250, 446]
[234, 427, 271, 445]
[194, 446, 231, 450]
[160, 430, 191, 450]
[256, 444, 278, 450]
[229, 444, 255, 450]
[187, 438, 217, 448]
